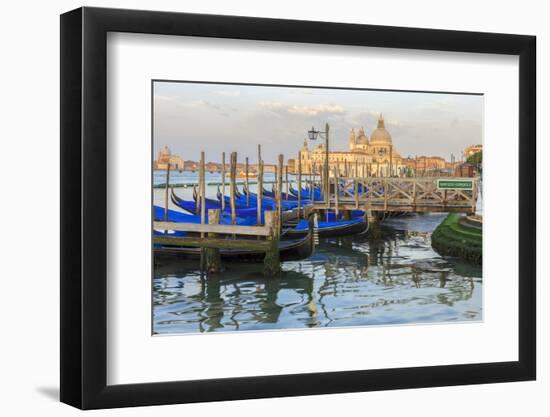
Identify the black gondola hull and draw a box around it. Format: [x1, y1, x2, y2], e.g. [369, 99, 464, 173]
[154, 215, 315, 265]
[283, 218, 368, 238]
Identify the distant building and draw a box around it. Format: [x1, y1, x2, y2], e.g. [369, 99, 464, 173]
[416, 156, 447, 172]
[206, 162, 220, 173]
[153, 146, 184, 170]
[287, 159, 296, 173]
[455, 162, 477, 177]
[298, 114, 406, 177]
[401, 156, 454, 175]
[464, 144, 482, 159]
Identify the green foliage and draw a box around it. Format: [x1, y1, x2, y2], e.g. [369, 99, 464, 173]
[431, 214, 482, 264]
[466, 151, 482, 165]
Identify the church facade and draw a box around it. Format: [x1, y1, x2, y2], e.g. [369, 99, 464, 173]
[153, 146, 185, 170]
[297, 114, 406, 177]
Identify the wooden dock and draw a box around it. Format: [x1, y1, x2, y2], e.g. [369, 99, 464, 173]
[154, 210, 282, 275]
[154, 140, 479, 275]
[155, 146, 292, 275]
[312, 176, 479, 214]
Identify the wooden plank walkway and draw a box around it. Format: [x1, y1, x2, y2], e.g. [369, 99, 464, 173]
[312, 177, 479, 214]
[154, 210, 282, 275]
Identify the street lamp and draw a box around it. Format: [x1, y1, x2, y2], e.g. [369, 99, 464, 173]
[307, 127, 319, 141]
[307, 123, 330, 204]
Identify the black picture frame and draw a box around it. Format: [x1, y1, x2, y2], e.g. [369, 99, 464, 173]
[60, 6, 536, 410]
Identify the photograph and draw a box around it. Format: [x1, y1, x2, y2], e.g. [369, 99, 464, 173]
[151, 81, 483, 335]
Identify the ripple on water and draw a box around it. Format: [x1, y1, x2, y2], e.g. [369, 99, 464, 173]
[153, 213, 482, 334]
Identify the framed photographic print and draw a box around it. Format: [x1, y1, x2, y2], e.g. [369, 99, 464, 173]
[60, 6, 536, 409]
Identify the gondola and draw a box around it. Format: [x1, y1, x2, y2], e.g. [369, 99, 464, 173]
[262, 186, 275, 198]
[283, 214, 369, 238]
[193, 184, 243, 201]
[171, 188, 263, 219]
[322, 210, 365, 221]
[173, 188, 296, 221]
[289, 184, 322, 200]
[215, 189, 278, 210]
[217, 188, 299, 211]
[244, 186, 300, 202]
[154, 213, 316, 263]
[153, 205, 256, 226]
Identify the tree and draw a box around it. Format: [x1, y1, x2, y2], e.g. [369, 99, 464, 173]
[466, 150, 482, 165]
[466, 150, 482, 178]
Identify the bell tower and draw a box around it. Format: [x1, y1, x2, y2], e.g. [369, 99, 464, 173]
[348, 128, 356, 150]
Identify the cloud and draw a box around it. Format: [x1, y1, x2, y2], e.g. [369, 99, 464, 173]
[386, 119, 404, 128]
[259, 101, 345, 116]
[153, 82, 483, 163]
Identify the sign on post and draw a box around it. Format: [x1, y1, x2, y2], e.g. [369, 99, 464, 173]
[437, 179, 474, 190]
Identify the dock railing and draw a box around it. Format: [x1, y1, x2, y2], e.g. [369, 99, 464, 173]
[153, 209, 281, 275]
[314, 176, 479, 214]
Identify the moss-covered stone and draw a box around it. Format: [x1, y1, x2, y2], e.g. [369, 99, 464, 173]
[431, 213, 482, 264]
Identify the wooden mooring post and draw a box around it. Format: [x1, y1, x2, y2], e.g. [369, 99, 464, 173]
[277, 154, 283, 220]
[257, 160, 264, 225]
[199, 152, 206, 271]
[297, 151, 302, 219]
[285, 165, 289, 200]
[263, 210, 281, 276]
[334, 166, 339, 218]
[194, 183, 200, 215]
[200, 152, 206, 232]
[163, 162, 171, 221]
[154, 210, 280, 276]
[230, 152, 237, 225]
[311, 162, 316, 201]
[257, 144, 263, 226]
[221, 152, 226, 211]
[205, 209, 221, 273]
[245, 156, 250, 207]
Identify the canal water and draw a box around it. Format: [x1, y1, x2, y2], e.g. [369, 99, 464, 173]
[152, 171, 482, 334]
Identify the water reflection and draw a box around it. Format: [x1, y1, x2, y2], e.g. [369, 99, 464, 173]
[153, 213, 482, 334]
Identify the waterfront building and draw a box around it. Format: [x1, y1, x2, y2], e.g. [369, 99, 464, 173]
[402, 156, 455, 176]
[287, 159, 296, 173]
[297, 114, 406, 177]
[416, 156, 447, 172]
[153, 146, 185, 170]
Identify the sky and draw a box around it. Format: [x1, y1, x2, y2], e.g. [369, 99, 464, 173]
[153, 81, 483, 164]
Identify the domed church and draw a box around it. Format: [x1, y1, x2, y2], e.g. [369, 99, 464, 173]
[153, 146, 185, 170]
[298, 114, 405, 177]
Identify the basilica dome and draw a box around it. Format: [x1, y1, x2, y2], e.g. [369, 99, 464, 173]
[159, 146, 171, 156]
[355, 127, 369, 145]
[370, 114, 392, 145]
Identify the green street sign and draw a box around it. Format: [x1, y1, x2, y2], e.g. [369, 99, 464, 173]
[437, 179, 473, 190]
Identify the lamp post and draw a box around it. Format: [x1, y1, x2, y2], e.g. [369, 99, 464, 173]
[307, 123, 330, 204]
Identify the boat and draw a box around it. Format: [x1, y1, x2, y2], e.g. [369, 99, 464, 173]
[323, 210, 365, 221]
[153, 205, 256, 226]
[238, 171, 258, 179]
[216, 188, 299, 211]
[245, 186, 301, 202]
[171, 188, 266, 220]
[262, 186, 275, 198]
[283, 214, 369, 238]
[154, 213, 315, 263]
[289, 184, 323, 200]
